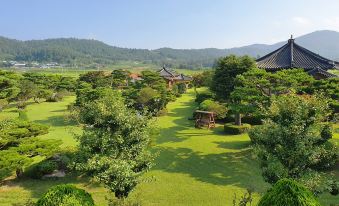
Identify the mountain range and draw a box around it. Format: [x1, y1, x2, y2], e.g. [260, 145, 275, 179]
[1, 30, 339, 69]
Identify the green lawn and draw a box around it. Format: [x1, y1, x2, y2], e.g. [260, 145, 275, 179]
[0, 90, 338, 205]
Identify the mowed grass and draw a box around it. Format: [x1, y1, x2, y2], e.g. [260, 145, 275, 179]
[0, 90, 338, 205]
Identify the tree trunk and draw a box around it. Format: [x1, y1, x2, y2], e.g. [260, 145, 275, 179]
[16, 168, 23, 178]
[235, 113, 242, 126]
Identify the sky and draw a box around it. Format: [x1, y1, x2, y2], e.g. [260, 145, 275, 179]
[1, 0, 339, 49]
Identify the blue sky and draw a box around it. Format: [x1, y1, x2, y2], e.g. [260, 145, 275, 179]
[1, 0, 339, 49]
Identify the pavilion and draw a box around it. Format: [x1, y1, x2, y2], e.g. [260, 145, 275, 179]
[256, 36, 338, 79]
[158, 66, 193, 88]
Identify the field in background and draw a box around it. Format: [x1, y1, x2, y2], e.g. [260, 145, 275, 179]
[1, 62, 207, 77]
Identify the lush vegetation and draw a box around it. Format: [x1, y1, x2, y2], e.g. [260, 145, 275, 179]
[0, 87, 337, 205]
[249, 94, 337, 193]
[258, 179, 321, 206]
[74, 89, 155, 198]
[36, 184, 95, 206]
[0, 62, 338, 206]
[0, 119, 61, 180]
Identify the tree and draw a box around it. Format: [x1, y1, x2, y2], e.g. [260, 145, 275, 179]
[192, 70, 214, 88]
[74, 89, 154, 198]
[198, 99, 228, 119]
[0, 119, 61, 179]
[0, 70, 21, 108]
[16, 80, 38, 109]
[78, 71, 110, 88]
[230, 68, 314, 125]
[111, 70, 130, 88]
[249, 94, 337, 188]
[258, 179, 321, 206]
[210, 55, 256, 101]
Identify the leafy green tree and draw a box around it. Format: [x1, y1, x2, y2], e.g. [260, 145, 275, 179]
[16, 80, 38, 109]
[230, 68, 314, 125]
[192, 70, 214, 88]
[210, 55, 256, 101]
[0, 70, 21, 106]
[111, 70, 130, 88]
[258, 179, 321, 206]
[249, 94, 337, 187]
[74, 90, 154, 198]
[198, 99, 228, 119]
[0, 119, 61, 179]
[78, 71, 110, 88]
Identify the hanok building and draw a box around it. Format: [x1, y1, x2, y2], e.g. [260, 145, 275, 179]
[158, 66, 193, 88]
[256, 36, 338, 79]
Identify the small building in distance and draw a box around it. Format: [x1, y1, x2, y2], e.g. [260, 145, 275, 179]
[158, 66, 193, 88]
[256, 36, 338, 79]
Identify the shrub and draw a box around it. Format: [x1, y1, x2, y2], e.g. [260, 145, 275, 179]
[36, 184, 94, 206]
[177, 83, 187, 94]
[199, 99, 228, 119]
[224, 123, 251, 134]
[46, 91, 67, 102]
[195, 91, 215, 104]
[258, 179, 321, 206]
[25, 160, 58, 179]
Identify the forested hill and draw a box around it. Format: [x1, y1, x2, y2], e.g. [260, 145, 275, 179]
[1, 30, 339, 68]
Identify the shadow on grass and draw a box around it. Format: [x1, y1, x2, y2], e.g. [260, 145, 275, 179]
[34, 115, 77, 127]
[2, 174, 103, 200]
[214, 140, 251, 150]
[154, 146, 266, 192]
[156, 96, 198, 144]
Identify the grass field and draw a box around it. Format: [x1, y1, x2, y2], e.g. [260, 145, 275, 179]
[0, 90, 338, 205]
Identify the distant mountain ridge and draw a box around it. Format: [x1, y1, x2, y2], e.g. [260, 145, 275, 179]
[0, 30, 339, 68]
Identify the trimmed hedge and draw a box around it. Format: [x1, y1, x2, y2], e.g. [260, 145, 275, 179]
[36, 184, 94, 206]
[25, 160, 58, 179]
[195, 91, 215, 104]
[224, 123, 251, 134]
[258, 179, 321, 206]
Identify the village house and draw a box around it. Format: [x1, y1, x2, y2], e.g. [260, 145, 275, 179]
[158, 66, 193, 88]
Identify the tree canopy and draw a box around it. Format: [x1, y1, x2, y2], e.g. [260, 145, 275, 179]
[74, 89, 154, 198]
[249, 94, 337, 189]
[0, 119, 61, 180]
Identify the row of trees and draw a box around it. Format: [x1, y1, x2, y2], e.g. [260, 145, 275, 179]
[0, 70, 76, 110]
[76, 70, 183, 116]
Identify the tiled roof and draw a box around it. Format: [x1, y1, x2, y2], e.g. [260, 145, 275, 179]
[256, 38, 337, 71]
[307, 67, 337, 78]
[158, 66, 178, 77]
[173, 74, 193, 81]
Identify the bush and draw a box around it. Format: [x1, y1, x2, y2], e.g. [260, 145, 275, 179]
[25, 160, 58, 179]
[36, 184, 94, 206]
[46, 91, 67, 102]
[224, 123, 251, 134]
[177, 83, 187, 94]
[258, 179, 321, 206]
[241, 115, 263, 125]
[198, 99, 228, 119]
[195, 91, 215, 104]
